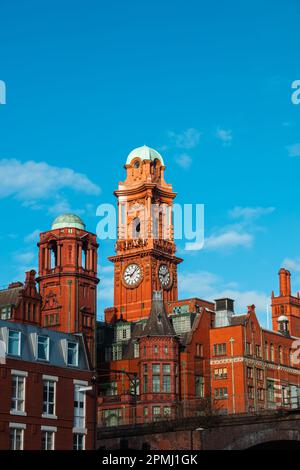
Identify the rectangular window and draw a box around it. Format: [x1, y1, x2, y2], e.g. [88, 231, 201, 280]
[195, 376, 205, 397]
[214, 368, 227, 379]
[256, 368, 264, 381]
[67, 341, 78, 366]
[11, 376, 25, 412]
[37, 335, 49, 361]
[43, 381, 55, 416]
[112, 343, 122, 361]
[267, 379, 275, 402]
[214, 387, 228, 399]
[153, 406, 161, 421]
[163, 406, 171, 417]
[163, 375, 171, 393]
[257, 388, 264, 401]
[213, 343, 226, 356]
[73, 433, 85, 450]
[10, 428, 24, 450]
[245, 342, 252, 355]
[247, 367, 253, 379]
[152, 375, 160, 393]
[133, 342, 140, 358]
[1, 305, 11, 320]
[143, 374, 148, 393]
[248, 386, 254, 399]
[8, 330, 21, 356]
[255, 345, 261, 357]
[152, 364, 161, 393]
[74, 385, 85, 428]
[42, 431, 55, 450]
[107, 381, 118, 396]
[265, 341, 269, 361]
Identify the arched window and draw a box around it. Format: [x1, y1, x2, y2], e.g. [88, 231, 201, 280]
[82, 242, 88, 269]
[289, 348, 293, 366]
[278, 345, 283, 364]
[132, 217, 141, 239]
[265, 341, 268, 361]
[49, 241, 57, 269]
[270, 343, 274, 362]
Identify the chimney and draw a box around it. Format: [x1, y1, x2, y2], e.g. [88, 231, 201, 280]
[279, 268, 291, 296]
[214, 298, 234, 327]
[25, 270, 36, 286]
[247, 304, 256, 314]
[8, 281, 23, 289]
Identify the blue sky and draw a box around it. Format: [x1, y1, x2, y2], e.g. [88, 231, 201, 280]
[0, 0, 300, 324]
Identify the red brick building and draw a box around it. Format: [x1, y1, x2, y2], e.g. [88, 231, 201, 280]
[0, 214, 99, 450]
[97, 146, 300, 426]
[0, 319, 94, 450]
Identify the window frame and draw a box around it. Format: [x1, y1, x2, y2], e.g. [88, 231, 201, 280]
[7, 330, 21, 357]
[37, 335, 50, 362]
[67, 341, 79, 367]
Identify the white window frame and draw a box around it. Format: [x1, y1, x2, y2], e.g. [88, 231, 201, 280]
[67, 341, 79, 367]
[73, 432, 85, 450]
[42, 379, 57, 419]
[73, 384, 86, 430]
[41, 426, 57, 450]
[9, 423, 26, 450]
[7, 330, 21, 356]
[10, 371, 27, 416]
[37, 335, 50, 361]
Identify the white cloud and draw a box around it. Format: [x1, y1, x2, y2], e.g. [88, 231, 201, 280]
[13, 251, 35, 264]
[205, 230, 253, 250]
[216, 127, 232, 145]
[24, 229, 40, 243]
[0, 159, 101, 204]
[282, 258, 300, 272]
[175, 153, 192, 169]
[168, 128, 201, 149]
[229, 206, 275, 221]
[179, 269, 269, 317]
[287, 143, 300, 157]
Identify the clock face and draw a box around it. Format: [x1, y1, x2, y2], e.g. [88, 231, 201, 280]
[158, 264, 171, 289]
[123, 263, 142, 287]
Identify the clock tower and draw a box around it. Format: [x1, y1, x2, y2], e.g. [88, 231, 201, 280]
[105, 145, 182, 323]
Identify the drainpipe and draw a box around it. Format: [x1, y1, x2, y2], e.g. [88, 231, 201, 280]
[229, 337, 236, 414]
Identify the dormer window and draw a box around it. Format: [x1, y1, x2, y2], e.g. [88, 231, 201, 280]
[1, 305, 11, 320]
[8, 330, 21, 356]
[67, 341, 78, 367]
[37, 335, 49, 361]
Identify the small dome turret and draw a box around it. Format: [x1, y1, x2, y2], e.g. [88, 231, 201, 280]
[51, 214, 85, 230]
[126, 145, 164, 166]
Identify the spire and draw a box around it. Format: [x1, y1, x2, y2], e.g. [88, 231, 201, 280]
[140, 291, 176, 337]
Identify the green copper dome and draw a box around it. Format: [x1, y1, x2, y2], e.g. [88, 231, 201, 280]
[126, 145, 164, 165]
[51, 213, 86, 230]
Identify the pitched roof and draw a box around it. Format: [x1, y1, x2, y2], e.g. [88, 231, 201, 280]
[140, 297, 176, 337]
[230, 314, 248, 326]
[0, 287, 22, 308]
